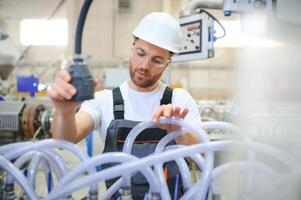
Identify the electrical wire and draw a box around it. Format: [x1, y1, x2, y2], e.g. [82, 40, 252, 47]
[198, 8, 226, 40]
[74, 0, 93, 55]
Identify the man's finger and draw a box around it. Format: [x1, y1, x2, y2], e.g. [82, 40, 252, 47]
[179, 108, 189, 118]
[58, 69, 71, 82]
[172, 106, 181, 117]
[52, 83, 72, 100]
[152, 105, 166, 123]
[93, 79, 100, 88]
[162, 104, 173, 117]
[56, 76, 77, 96]
[47, 86, 61, 100]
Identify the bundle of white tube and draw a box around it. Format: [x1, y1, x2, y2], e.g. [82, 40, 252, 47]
[47, 152, 160, 200]
[123, 117, 214, 200]
[0, 119, 298, 200]
[1, 139, 97, 197]
[0, 155, 38, 200]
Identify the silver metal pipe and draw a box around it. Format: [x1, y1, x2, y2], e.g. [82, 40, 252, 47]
[180, 0, 224, 17]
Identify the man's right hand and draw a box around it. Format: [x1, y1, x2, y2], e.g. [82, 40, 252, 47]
[47, 69, 98, 142]
[47, 69, 80, 114]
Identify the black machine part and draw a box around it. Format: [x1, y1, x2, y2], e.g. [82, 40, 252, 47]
[3, 183, 17, 200]
[69, 60, 94, 101]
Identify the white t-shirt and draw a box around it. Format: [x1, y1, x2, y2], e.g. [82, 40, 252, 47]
[79, 81, 201, 142]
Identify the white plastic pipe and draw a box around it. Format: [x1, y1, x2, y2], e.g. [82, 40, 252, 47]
[2, 139, 98, 193]
[40, 149, 68, 180]
[161, 118, 214, 200]
[9, 152, 52, 190]
[200, 121, 242, 136]
[210, 161, 279, 195]
[123, 117, 209, 154]
[0, 141, 32, 154]
[7, 150, 66, 187]
[181, 140, 298, 200]
[44, 140, 296, 200]
[0, 155, 38, 200]
[156, 141, 205, 192]
[46, 141, 227, 200]
[2, 139, 93, 174]
[3, 139, 89, 164]
[99, 178, 124, 200]
[165, 145, 193, 191]
[153, 153, 190, 199]
[180, 0, 224, 17]
[191, 153, 205, 170]
[47, 152, 160, 200]
[153, 164, 169, 200]
[247, 169, 301, 200]
[153, 129, 193, 194]
[123, 117, 214, 200]
[7, 151, 39, 184]
[185, 121, 253, 199]
[27, 152, 51, 191]
[154, 129, 185, 200]
[199, 121, 257, 196]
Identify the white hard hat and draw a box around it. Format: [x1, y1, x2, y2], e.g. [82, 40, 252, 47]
[132, 12, 182, 53]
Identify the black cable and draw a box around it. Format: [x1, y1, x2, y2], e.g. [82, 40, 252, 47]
[198, 9, 226, 40]
[74, 0, 93, 55]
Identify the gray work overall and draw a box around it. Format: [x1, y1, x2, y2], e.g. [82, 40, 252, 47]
[103, 87, 182, 200]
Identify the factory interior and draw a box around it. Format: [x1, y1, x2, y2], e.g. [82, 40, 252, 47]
[1, 0, 301, 199]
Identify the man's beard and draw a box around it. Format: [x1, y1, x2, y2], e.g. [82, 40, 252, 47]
[129, 61, 163, 88]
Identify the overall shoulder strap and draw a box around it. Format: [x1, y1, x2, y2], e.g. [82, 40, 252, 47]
[160, 86, 173, 105]
[112, 87, 124, 119]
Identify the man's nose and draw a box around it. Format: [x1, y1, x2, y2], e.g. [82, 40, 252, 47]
[140, 56, 151, 69]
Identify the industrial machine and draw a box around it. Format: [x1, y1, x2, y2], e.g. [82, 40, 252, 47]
[0, 61, 52, 145]
[172, 0, 282, 62]
[172, 12, 215, 62]
[0, 101, 52, 145]
[0, 0, 95, 144]
[16, 75, 39, 97]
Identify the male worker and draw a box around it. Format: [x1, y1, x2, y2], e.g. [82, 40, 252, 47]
[48, 12, 201, 199]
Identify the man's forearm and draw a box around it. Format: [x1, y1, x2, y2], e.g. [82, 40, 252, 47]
[51, 111, 78, 143]
[175, 132, 200, 145]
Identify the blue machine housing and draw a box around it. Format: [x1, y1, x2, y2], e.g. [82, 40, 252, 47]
[17, 75, 39, 97]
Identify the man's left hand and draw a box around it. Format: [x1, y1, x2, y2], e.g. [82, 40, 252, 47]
[151, 104, 188, 131]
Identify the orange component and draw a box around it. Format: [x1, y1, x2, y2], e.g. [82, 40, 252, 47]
[21, 104, 45, 138]
[163, 167, 168, 181]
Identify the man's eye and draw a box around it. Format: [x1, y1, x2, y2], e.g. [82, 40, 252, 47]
[153, 59, 164, 64]
[136, 50, 145, 57]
